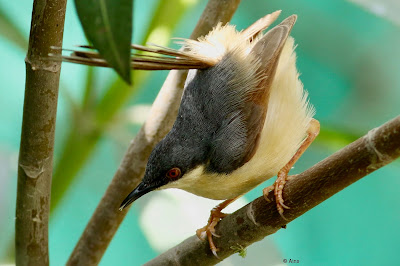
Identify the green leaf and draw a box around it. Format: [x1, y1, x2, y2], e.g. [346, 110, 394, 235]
[230, 244, 247, 258]
[0, 7, 28, 50]
[50, 0, 196, 214]
[96, 0, 196, 121]
[318, 127, 360, 150]
[82, 67, 96, 110]
[74, 0, 133, 83]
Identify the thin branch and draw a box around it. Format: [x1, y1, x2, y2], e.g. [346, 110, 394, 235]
[15, 0, 67, 265]
[67, 0, 241, 265]
[144, 115, 400, 265]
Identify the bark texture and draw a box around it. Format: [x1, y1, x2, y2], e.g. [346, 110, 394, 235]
[16, 0, 67, 265]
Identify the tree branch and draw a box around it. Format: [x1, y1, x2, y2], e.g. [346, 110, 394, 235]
[144, 115, 400, 266]
[67, 0, 241, 265]
[15, 0, 67, 265]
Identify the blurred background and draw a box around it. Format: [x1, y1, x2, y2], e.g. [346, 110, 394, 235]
[1, 0, 400, 265]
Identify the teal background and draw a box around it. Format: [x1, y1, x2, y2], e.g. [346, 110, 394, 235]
[1, 0, 399, 265]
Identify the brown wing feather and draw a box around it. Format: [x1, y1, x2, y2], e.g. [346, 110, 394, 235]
[204, 15, 298, 173]
[242, 10, 281, 41]
[242, 15, 297, 162]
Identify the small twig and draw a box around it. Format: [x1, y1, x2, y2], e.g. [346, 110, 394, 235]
[15, 0, 67, 265]
[67, 0, 241, 265]
[144, 115, 400, 266]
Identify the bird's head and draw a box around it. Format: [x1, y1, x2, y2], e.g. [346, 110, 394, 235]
[119, 133, 204, 210]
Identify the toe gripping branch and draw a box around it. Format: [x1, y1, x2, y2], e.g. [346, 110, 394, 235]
[263, 118, 320, 219]
[196, 197, 239, 257]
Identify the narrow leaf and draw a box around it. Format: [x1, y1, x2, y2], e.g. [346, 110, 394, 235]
[74, 0, 133, 83]
[0, 7, 28, 50]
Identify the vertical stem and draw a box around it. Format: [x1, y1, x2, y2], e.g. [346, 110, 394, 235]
[15, 0, 67, 265]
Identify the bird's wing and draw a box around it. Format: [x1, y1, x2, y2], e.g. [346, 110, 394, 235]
[207, 15, 297, 173]
[242, 10, 281, 41]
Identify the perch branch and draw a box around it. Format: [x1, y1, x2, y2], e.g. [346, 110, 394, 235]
[144, 115, 400, 266]
[67, 0, 241, 265]
[15, 0, 67, 265]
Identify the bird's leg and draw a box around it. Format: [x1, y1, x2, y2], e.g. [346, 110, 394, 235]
[263, 118, 320, 217]
[196, 197, 239, 257]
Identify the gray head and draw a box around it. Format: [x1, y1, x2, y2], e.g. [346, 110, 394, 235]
[119, 130, 207, 210]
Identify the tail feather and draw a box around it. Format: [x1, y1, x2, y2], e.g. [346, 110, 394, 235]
[49, 11, 287, 72]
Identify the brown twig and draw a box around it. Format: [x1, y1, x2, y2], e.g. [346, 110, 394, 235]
[15, 0, 67, 265]
[144, 115, 400, 265]
[67, 0, 241, 265]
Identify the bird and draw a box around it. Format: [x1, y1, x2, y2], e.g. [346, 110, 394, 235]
[119, 12, 319, 256]
[61, 10, 320, 257]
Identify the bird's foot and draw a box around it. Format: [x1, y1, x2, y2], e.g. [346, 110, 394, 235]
[263, 118, 320, 220]
[196, 207, 228, 258]
[196, 198, 239, 258]
[263, 171, 291, 220]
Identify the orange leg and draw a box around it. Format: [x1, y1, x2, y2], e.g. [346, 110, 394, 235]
[196, 197, 240, 257]
[263, 118, 320, 217]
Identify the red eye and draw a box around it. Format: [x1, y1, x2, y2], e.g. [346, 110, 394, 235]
[166, 167, 181, 179]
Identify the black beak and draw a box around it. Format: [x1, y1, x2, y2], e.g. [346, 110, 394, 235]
[119, 182, 158, 211]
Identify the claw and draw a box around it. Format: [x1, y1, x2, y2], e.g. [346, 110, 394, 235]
[197, 214, 224, 257]
[280, 202, 290, 210]
[263, 173, 290, 220]
[211, 231, 220, 238]
[211, 248, 219, 259]
[206, 226, 220, 258]
[196, 197, 240, 257]
[276, 203, 288, 221]
[196, 228, 207, 240]
[262, 185, 274, 202]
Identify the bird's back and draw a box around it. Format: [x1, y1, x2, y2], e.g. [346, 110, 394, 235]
[164, 17, 315, 199]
